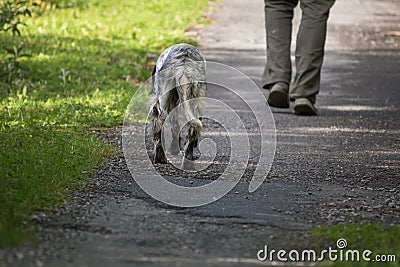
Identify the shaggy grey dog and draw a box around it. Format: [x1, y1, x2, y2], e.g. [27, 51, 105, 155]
[149, 43, 207, 169]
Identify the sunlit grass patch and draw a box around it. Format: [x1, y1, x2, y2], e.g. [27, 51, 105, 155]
[312, 224, 400, 267]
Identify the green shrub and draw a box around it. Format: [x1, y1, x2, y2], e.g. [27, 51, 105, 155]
[0, 0, 31, 36]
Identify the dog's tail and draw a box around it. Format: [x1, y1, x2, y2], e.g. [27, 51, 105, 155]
[175, 66, 202, 130]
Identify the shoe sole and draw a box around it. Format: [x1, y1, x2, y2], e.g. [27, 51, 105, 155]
[268, 90, 290, 108]
[294, 98, 318, 116]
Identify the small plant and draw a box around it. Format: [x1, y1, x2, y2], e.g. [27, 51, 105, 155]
[2, 43, 30, 83]
[0, 0, 32, 36]
[59, 68, 70, 89]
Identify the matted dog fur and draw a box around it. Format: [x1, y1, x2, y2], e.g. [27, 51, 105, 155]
[148, 43, 207, 169]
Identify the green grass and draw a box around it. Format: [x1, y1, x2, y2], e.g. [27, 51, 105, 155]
[1, 0, 211, 127]
[0, 0, 210, 248]
[0, 126, 115, 247]
[313, 224, 400, 267]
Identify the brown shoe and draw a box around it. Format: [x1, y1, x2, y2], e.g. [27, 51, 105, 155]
[267, 82, 289, 108]
[293, 98, 318, 116]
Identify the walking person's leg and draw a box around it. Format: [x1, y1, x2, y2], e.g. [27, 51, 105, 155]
[291, 0, 335, 115]
[263, 0, 298, 108]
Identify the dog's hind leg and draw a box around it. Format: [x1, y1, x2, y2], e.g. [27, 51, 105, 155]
[182, 121, 201, 170]
[169, 114, 182, 155]
[150, 100, 168, 164]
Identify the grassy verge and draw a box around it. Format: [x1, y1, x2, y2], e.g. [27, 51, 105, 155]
[0, 0, 210, 248]
[312, 224, 400, 267]
[0, 126, 115, 247]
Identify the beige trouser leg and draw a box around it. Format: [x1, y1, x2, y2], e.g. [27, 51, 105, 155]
[262, 0, 298, 89]
[262, 0, 335, 103]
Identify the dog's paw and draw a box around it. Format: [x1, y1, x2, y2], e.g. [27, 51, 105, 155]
[154, 154, 168, 164]
[154, 146, 168, 164]
[193, 147, 201, 160]
[154, 156, 168, 164]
